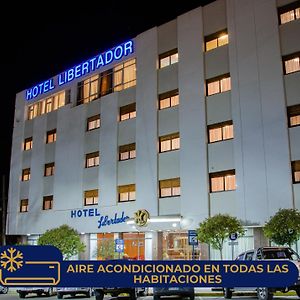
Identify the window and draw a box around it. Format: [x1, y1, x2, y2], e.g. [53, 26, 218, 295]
[20, 199, 28, 213]
[84, 189, 99, 205]
[21, 168, 30, 181]
[210, 170, 236, 192]
[159, 49, 178, 69]
[86, 114, 100, 131]
[44, 162, 55, 176]
[283, 52, 300, 74]
[159, 178, 180, 197]
[118, 184, 136, 202]
[208, 121, 234, 143]
[119, 143, 136, 161]
[85, 152, 100, 168]
[46, 129, 56, 144]
[207, 74, 231, 96]
[278, 2, 300, 24]
[77, 75, 100, 104]
[159, 89, 179, 110]
[77, 59, 136, 105]
[205, 30, 229, 51]
[120, 103, 136, 121]
[287, 105, 300, 127]
[159, 133, 180, 153]
[24, 137, 33, 151]
[43, 196, 53, 210]
[114, 59, 136, 91]
[292, 161, 300, 183]
[27, 90, 69, 120]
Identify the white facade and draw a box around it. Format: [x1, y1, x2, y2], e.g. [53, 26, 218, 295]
[7, 0, 300, 260]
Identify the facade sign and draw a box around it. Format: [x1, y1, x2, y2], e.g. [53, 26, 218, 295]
[188, 230, 198, 245]
[25, 40, 134, 101]
[114, 239, 124, 253]
[70, 209, 129, 229]
[134, 209, 150, 227]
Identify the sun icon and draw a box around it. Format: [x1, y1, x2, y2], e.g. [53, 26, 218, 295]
[0, 248, 23, 272]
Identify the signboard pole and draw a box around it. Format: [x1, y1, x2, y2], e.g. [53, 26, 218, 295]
[192, 244, 195, 260]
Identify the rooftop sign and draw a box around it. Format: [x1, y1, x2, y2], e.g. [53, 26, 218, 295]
[25, 40, 134, 101]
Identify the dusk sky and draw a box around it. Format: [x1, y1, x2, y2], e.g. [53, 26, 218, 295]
[1, 1, 213, 187]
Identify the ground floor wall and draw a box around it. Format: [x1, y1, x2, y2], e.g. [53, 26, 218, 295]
[21, 226, 300, 261]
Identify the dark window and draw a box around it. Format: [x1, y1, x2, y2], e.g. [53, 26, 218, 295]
[44, 162, 55, 176]
[292, 161, 300, 183]
[20, 199, 28, 213]
[287, 105, 300, 127]
[43, 196, 53, 210]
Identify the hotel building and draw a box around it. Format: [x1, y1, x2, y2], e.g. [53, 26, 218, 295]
[7, 0, 300, 260]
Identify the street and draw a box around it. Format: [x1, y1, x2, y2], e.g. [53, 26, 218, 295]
[0, 293, 299, 300]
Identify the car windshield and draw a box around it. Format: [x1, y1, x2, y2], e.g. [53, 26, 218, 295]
[262, 248, 299, 260]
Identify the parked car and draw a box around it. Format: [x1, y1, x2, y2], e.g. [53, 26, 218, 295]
[153, 287, 194, 300]
[16, 287, 56, 298]
[57, 287, 93, 298]
[223, 246, 300, 300]
[0, 285, 8, 294]
[94, 287, 145, 300]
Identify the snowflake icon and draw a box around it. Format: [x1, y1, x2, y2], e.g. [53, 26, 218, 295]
[0, 248, 23, 272]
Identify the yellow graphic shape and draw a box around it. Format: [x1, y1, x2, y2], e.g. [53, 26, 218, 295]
[0, 261, 60, 286]
[0, 248, 23, 272]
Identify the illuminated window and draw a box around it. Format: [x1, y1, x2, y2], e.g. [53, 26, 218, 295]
[118, 184, 136, 202]
[208, 121, 234, 143]
[159, 133, 180, 153]
[44, 162, 55, 176]
[278, 2, 300, 24]
[119, 143, 136, 161]
[159, 89, 179, 110]
[43, 196, 53, 210]
[283, 52, 300, 74]
[21, 168, 30, 181]
[20, 199, 28, 213]
[292, 161, 300, 183]
[84, 189, 99, 206]
[114, 59, 136, 91]
[207, 74, 231, 96]
[85, 152, 100, 168]
[87, 114, 100, 131]
[24, 137, 33, 151]
[159, 49, 178, 69]
[287, 105, 300, 128]
[205, 30, 229, 52]
[120, 103, 136, 121]
[77, 75, 100, 104]
[27, 90, 69, 120]
[46, 129, 56, 144]
[99, 69, 113, 97]
[210, 170, 236, 192]
[159, 178, 180, 198]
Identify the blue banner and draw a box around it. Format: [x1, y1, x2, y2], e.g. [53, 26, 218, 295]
[0, 246, 298, 288]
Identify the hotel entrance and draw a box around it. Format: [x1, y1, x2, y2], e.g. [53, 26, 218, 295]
[92, 232, 146, 260]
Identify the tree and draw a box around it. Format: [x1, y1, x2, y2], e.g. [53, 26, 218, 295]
[37, 224, 85, 260]
[196, 214, 244, 260]
[263, 208, 300, 247]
